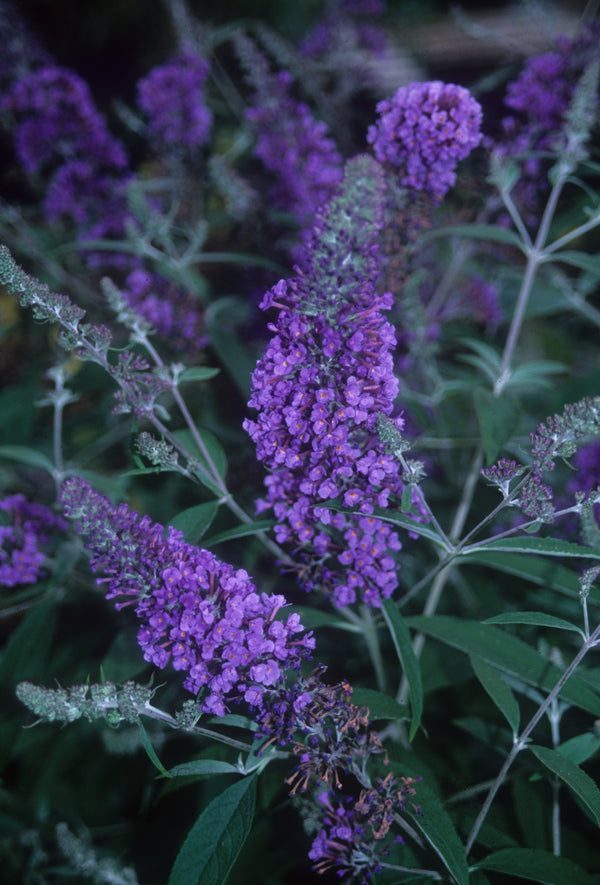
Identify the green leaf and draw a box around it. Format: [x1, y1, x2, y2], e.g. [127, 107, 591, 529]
[166, 760, 240, 778]
[462, 536, 600, 559]
[547, 249, 600, 277]
[122, 466, 178, 477]
[474, 388, 522, 465]
[512, 775, 550, 851]
[476, 847, 597, 884]
[529, 744, 600, 827]
[326, 501, 448, 548]
[350, 687, 409, 721]
[421, 222, 524, 250]
[208, 713, 259, 732]
[401, 484, 413, 513]
[469, 654, 520, 734]
[0, 600, 56, 685]
[208, 327, 254, 400]
[458, 551, 595, 604]
[168, 775, 256, 885]
[483, 611, 585, 639]
[178, 367, 220, 383]
[137, 720, 172, 778]
[508, 360, 567, 389]
[381, 600, 423, 740]
[405, 781, 470, 885]
[203, 520, 275, 546]
[405, 616, 600, 717]
[557, 732, 600, 765]
[287, 606, 362, 633]
[173, 428, 227, 495]
[169, 502, 220, 543]
[0, 444, 54, 473]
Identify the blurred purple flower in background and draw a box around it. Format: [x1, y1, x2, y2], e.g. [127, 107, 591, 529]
[121, 269, 208, 353]
[0, 494, 67, 587]
[493, 22, 600, 221]
[137, 51, 213, 151]
[245, 69, 344, 232]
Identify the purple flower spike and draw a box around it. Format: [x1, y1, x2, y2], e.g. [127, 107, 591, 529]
[59, 478, 314, 716]
[367, 81, 482, 201]
[245, 156, 426, 608]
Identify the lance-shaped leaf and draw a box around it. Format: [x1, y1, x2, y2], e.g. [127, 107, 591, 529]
[168, 775, 256, 885]
[470, 654, 520, 735]
[529, 744, 600, 828]
[382, 600, 423, 740]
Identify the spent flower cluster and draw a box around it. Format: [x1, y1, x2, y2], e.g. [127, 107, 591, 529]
[308, 773, 420, 881]
[482, 397, 600, 522]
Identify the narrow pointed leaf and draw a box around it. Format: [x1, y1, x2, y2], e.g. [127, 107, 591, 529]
[556, 732, 600, 765]
[166, 760, 240, 778]
[406, 616, 600, 717]
[169, 502, 220, 543]
[202, 519, 275, 545]
[470, 654, 520, 734]
[405, 781, 470, 885]
[350, 687, 409, 721]
[548, 249, 600, 277]
[529, 744, 600, 827]
[326, 502, 449, 547]
[168, 774, 256, 885]
[476, 847, 597, 884]
[178, 367, 220, 383]
[474, 389, 522, 464]
[0, 444, 54, 473]
[462, 536, 600, 558]
[382, 600, 423, 740]
[483, 611, 585, 639]
[137, 720, 172, 778]
[421, 222, 524, 249]
[459, 552, 591, 603]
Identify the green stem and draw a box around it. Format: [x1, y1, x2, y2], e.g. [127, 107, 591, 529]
[542, 210, 600, 254]
[398, 446, 483, 702]
[495, 162, 571, 393]
[465, 621, 600, 854]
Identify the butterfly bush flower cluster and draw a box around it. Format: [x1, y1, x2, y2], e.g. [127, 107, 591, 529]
[367, 81, 482, 202]
[59, 477, 315, 716]
[245, 155, 419, 608]
[137, 51, 213, 151]
[0, 494, 67, 588]
[235, 33, 343, 237]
